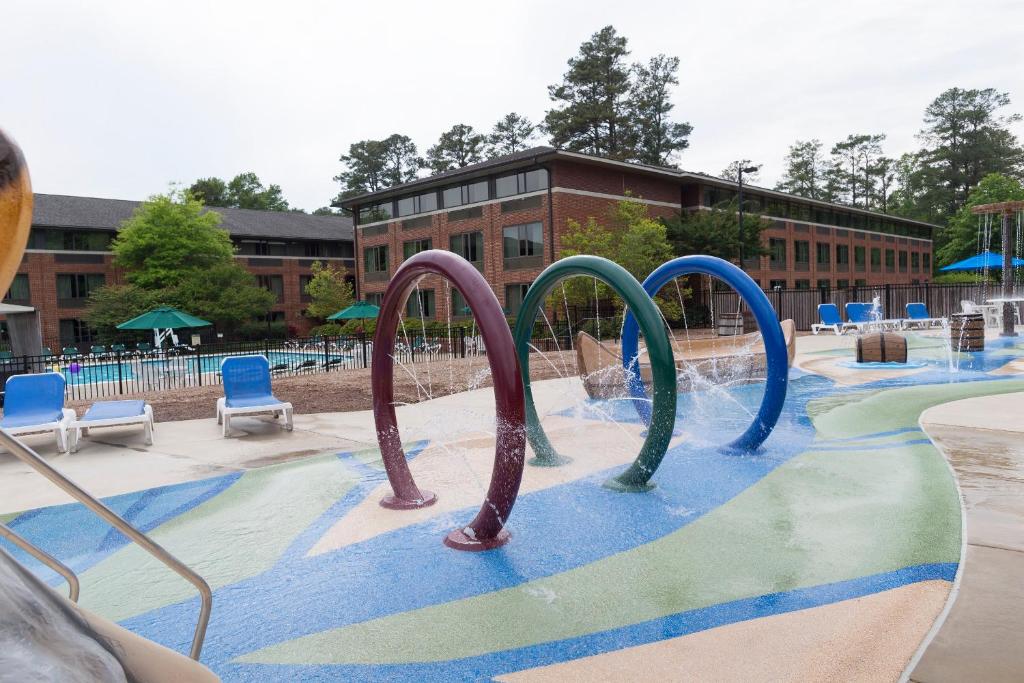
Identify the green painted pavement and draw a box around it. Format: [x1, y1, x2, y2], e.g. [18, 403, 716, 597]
[78, 452, 360, 622]
[240, 439, 960, 665]
[812, 379, 1024, 440]
[806, 429, 928, 451]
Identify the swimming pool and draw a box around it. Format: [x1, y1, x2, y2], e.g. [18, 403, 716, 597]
[58, 351, 354, 386]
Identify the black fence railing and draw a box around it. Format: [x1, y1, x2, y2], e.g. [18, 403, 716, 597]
[0, 331, 473, 403]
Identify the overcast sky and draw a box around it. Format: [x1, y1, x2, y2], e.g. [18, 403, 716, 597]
[4, 0, 1023, 211]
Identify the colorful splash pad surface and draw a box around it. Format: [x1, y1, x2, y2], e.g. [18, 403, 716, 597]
[5, 338, 1024, 680]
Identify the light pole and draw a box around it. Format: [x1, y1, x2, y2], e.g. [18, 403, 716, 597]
[737, 165, 760, 267]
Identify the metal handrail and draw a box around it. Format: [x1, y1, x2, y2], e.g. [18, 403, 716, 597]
[0, 429, 212, 660]
[0, 522, 80, 602]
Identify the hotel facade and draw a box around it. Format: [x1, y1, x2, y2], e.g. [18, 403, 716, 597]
[2, 194, 355, 347]
[340, 147, 938, 321]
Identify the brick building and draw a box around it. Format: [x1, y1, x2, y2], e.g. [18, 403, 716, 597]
[340, 147, 938, 320]
[1, 194, 354, 347]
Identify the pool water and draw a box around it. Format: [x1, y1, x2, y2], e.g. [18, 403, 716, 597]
[59, 351, 352, 386]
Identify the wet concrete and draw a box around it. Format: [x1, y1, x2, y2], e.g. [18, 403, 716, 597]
[911, 394, 1024, 683]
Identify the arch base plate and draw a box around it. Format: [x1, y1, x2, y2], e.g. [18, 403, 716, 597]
[444, 527, 511, 551]
[380, 490, 438, 510]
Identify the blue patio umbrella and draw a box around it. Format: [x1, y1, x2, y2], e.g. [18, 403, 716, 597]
[940, 252, 1024, 272]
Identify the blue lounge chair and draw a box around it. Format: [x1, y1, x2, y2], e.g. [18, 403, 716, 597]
[811, 303, 850, 335]
[68, 400, 155, 453]
[0, 373, 75, 452]
[904, 302, 946, 329]
[216, 355, 293, 437]
[845, 302, 900, 332]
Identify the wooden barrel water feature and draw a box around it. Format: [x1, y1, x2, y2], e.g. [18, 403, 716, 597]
[717, 312, 744, 336]
[855, 332, 908, 363]
[950, 313, 985, 352]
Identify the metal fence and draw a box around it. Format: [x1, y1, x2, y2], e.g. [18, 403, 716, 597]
[0, 331, 474, 402]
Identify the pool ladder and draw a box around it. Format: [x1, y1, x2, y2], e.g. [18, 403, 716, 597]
[0, 429, 212, 661]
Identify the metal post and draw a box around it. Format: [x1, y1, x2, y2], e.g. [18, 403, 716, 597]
[360, 333, 368, 369]
[459, 326, 466, 358]
[195, 346, 202, 387]
[116, 351, 123, 395]
[738, 170, 745, 265]
[1002, 210, 1017, 337]
[0, 429, 211, 660]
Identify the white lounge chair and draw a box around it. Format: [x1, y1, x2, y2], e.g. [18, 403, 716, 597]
[811, 303, 854, 335]
[216, 355, 293, 437]
[0, 373, 75, 453]
[903, 302, 946, 330]
[68, 400, 154, 453]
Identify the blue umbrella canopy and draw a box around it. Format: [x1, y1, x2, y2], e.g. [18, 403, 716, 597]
[116, 306, 211, 330]
[327, 300, 380, 321]
[941, 252, 1024, 272]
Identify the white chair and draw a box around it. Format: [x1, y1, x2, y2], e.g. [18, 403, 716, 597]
[0, 374, 75, 453]
[216, 355, 293, 437]
[68, 400, 155, 453]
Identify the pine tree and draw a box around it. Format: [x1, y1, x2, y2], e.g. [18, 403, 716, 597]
[629, 55, 692, 166]
[487, 113, 538, 157]
[544, 26, 634, 159]
[720, 160, 761, 184]
[334, 134, 422, 201]
[775, 140, 826, 199]
[426, 124, 486, 173]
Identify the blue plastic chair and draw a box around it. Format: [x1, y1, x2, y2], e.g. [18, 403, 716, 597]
[845, 302, 874, 324]
[812, 303, 846, 335]
[217, 356, 293, 437]
[0, 373, 74, 451]
[905, 302, 946, 329]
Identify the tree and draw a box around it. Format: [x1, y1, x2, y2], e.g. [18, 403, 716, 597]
[303, 261, 355, 319]
[873, 156, 897, 213]
[89, 190, 275, 338]
[629, 55, 692, 165]
[83, 285, 163, 343]
[171, 263, 276, 333]
[830, 133, 885, 207]
[487, 113, 538, 156]
[311, 207, 337, 216]
[544, 26, 634, 159]
[720, 160, 761, 184]
[225, 172, 290, 211]
[935, 173, 1024, 267]
[426, 124, 486, 173]
[776, 140, 827, 199]
[113, 191, 236, 290]
[915, 87, 1024, 217]
[334, 134, 422, 202]
[558, 199, 675, 313]
[662, 202, 769, 263]
[188, 177, 228, 207]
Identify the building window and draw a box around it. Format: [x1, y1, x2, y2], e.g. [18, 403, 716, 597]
[886, 249, 896, 272]
[358, 202, 393, 223]
[256, 274, 284, 302]
[836, 279, 850, 289]
[32, 229, 112, 252]
[911, 252, 920, 272]
[450, 288, 469, 317]
[899, 251, 908, 272]
[768, 238, 786, 270]
[923, 252, 931, 271]
[299, 274, 313, 302]
[870, 247, 882, 272]
[397, 191, 439, 217]
[854, 245, 866, 272]
[443, 180, 489, 208]
[794, 279, 810, 290]
[303, 242, 323, 258]
[59, 319, 96, 345]
[794, 241, 810, 270]
[816, 279, 831, 289]
[768, 279, 786, 290]
[365, 292, 383, 307]
[403, 238, 432, 260]
[503, 222, 543, 269]
[450, 231, 484, 266]
[56, 273, 104, 307]
[238, 240, 287, 256]
[505, 284, 531, 316]
[836, 244, 850, 269]
[405, 289, 435, 319]
[3, 274, 30, 303]
[816, 242, 831, 268]
[364, 245, 389, 273]
[495, 169, 549, 198]
[855, 278, 867, 287]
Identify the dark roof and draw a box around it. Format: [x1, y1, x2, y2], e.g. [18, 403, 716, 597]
[32, 193, 353, 241]
[338, 147, 940, 230]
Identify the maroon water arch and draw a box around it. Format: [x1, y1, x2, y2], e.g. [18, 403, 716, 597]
[371, 249, 526, 550]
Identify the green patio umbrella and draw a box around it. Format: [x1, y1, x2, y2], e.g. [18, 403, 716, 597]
[117, 306, 211, 348]
[327, 300, 381, 321]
